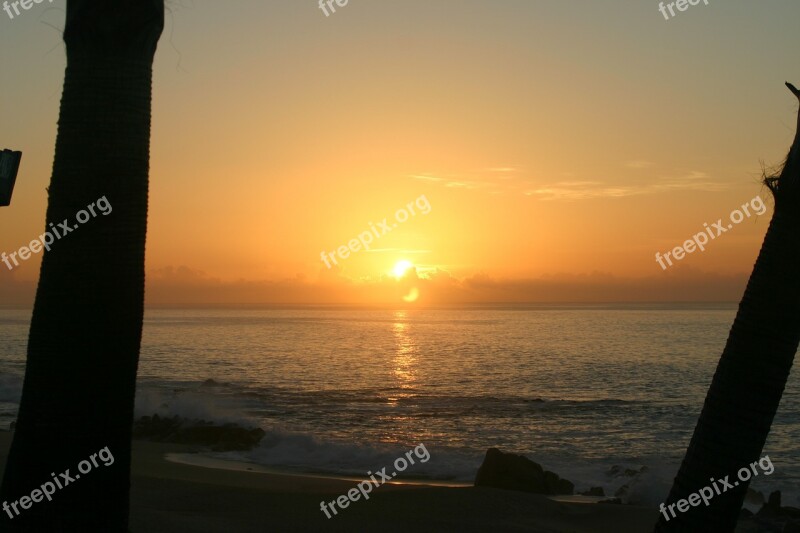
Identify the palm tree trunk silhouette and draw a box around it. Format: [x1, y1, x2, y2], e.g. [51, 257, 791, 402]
[655, 82, 800, 531]
[0, 1, 163, 530]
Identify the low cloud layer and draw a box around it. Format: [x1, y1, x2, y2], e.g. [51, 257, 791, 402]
[1, 265, 748, 307]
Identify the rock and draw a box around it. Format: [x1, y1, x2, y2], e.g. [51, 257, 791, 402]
[757, 490, 783, 519]
[606, 465, 646, 478]
[475, 448, 544, 492]
[740, 489, 800, 532]
[745, 488, 765, 507]
[132, 414, 265, 451]
[556, 476, 575, 495]
[544, 470, 574, 495]
[579, 487, 605, 497]
[769, 491, 782, 509]
[176, 424, 266, 451]
[474, 448, 573, 495]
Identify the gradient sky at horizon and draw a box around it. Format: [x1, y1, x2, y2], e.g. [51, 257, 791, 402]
[2, 0, 800, 304]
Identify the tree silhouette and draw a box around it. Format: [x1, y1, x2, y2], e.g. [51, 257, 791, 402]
[0, 1, 164, 530]
[655, 82, 800, 531]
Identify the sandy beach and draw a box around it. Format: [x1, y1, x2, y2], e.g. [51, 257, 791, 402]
[0, 432, 658, 532]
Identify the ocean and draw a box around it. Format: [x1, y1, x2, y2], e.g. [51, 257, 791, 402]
[1, 305, 798, 508]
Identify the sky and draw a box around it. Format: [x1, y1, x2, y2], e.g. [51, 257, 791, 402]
[1, 0, 800, 305]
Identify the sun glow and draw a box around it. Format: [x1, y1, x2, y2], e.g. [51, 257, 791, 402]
[392, 260, 413, 279]
[402, 287, 419, 302]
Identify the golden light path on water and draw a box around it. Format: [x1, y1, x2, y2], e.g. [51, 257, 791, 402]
[390, 311, 417, 403]
[379, 310, 424, 444]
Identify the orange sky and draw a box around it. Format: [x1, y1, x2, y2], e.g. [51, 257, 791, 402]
[2, 1, 800, 305]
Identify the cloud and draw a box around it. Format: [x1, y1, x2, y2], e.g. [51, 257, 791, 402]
[649, 171, 727, 193]
[457, 267, 746, 303]
[140, 265, 748, 305]
[410, 166, 726, 201]
[407, 166, 524, 194]
[525, 171, 726, 201]
[0, 263, 749, 308]
[485, 167, 518, 174]
[524, 182, 637, 200]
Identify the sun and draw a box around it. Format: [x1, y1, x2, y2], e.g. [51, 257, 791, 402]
[392, 260, 413, 279]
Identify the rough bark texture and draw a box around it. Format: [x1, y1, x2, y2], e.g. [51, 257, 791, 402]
[0, 2, 163, 530]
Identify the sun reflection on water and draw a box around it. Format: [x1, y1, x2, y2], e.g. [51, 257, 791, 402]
[388, 310, 418, 405]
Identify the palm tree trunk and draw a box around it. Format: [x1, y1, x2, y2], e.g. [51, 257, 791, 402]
[0, 2, 163, 531]
[655, 83, 800, 531]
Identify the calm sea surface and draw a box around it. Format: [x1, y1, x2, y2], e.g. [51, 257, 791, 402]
[1, 305, 798, 506]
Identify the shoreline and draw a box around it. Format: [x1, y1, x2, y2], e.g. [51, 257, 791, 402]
[0, 432, 659, 532]
[165, 452, 615, 505]
[165, 452, 474, 488]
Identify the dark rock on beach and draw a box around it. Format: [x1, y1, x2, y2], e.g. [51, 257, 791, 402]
[736, 491, 800, 532]
[133, 414, 265, 451]
[474, 448, 574, 495]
